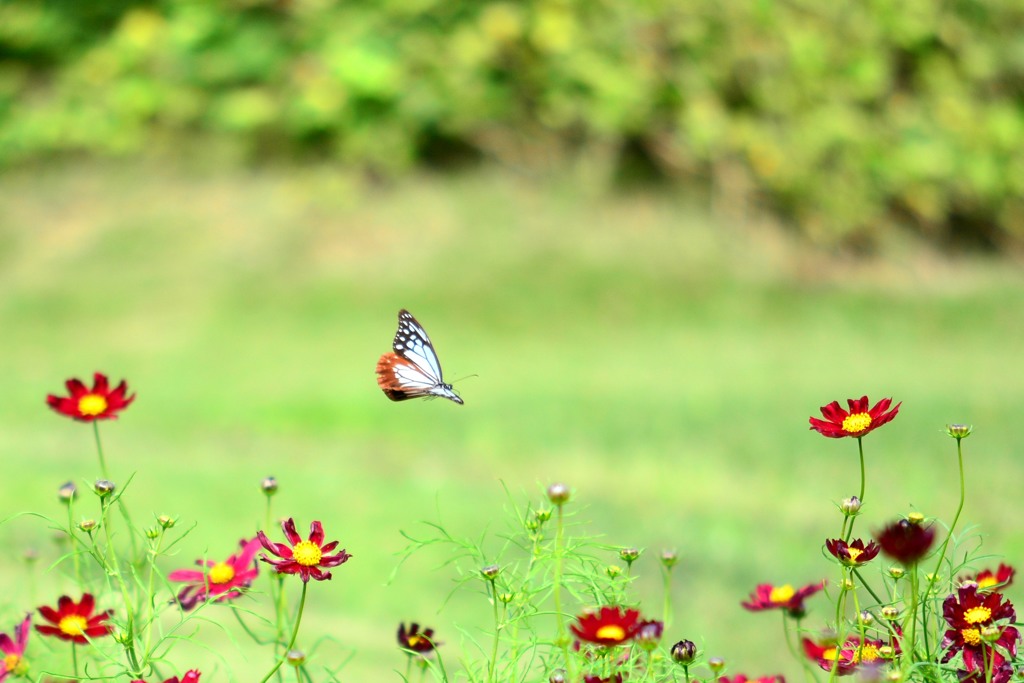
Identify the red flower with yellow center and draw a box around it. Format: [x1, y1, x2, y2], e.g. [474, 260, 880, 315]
[257, 518, 351, 583]
[802, 635, 884, 675]
[130, 671, 200, 683]
[875, 519, 935, 565]
[35, 594, 112, 644]
[809, 396, 900, 439]
[959, 564, 1016, 593]
[570, 606, 642, 646]
[942, 584, 1019, 672]
[825, 538, 880, 567]
[46, 373, 135, 422]
[169, 538, 261, 610]
[0, 614, 31, 680]
[397, 623, 439, 654]
[741, 581, 825, 617]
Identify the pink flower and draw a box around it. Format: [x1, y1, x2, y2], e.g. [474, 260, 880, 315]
[257, 518, 351, 582]
[169, 538, 261, 610]
[130, 670, 200, 683]
[0, 614, 31, 681]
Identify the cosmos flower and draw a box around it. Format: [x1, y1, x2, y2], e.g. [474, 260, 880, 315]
[826, 538, 881, 567]
[942, 583, 1019, 673]
[959, 564, 1015, 593]
[257, 518, 351, 583]
[168, 538, 261, 610]
[397, 623, 439, 655]
[802, 635, 884, 675]
[741, 581, 825, 617]
[130, 671, 200, 683]
[570, 606, 642, 646]
[809, 396, 900, 439]
[875, 519, 935, 564]
[0, 614, 31, 681]
[35, 594, 112, 644]
[46, 373, 135, 422]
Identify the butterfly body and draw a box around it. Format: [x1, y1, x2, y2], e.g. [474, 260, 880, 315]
[376, 310, 464, 405]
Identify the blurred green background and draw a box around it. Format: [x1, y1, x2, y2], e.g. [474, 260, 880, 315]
[2, 1, 1024, 681]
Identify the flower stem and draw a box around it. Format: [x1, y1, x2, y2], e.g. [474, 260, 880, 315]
[93, 422, 140, 559]
[67, 501, 82, 586]
[553, 504, 573, 681]
[845, 437, 866, 541]
[100, 495, 141, 675]
[487, 580, 501, 683]
[661, 561, 673, 627]
[259, 581, 308, 683]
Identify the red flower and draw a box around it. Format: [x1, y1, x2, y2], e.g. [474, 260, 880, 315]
[570, 606, 642, 646]
[741, 581, 825, 617]
[874, 519, 935, 564]
[942, 584, 1019, 672]
[583, 676, 623, 683]
[257, 518, 351, 583]
[825, 538, 880, 567]
[0, 614, 31, 680]
[959, 564, 1016, 593]
[35, 594, 113, 644]
[398, 623, 440, 654]
[802, 635, 884, 675]
[46, 372, 135, 422]
[168, 538, 261, 610]
[130, 671, 200, 683]
[809, 396, 900, 439]
[719, 676, 785, 683]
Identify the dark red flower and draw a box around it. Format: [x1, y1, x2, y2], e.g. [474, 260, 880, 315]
[802, 635, 884, 675]
[809, 396, 900, 439]
[570, 606, 642, 646]
[398, 623, 439, 654]
[35, 594, 113, 644]
[741, 581, 825, 617]
[0, 614, 31, 679]
[719, 676, 785, 683]
[583, 676, 623, 683]
[168, 538, 261, 610]
[874, 519, 935, 564]
[257, 518, 351, 583]
[959, 564, 1016, 593]
[130, 671, 200, 683]
[942, 584, 1019, 672]
[46, 373, 135, 422]
[825, 538, 880, 567]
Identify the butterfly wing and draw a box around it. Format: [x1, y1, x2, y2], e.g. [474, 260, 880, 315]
[377, 310, 464, 405]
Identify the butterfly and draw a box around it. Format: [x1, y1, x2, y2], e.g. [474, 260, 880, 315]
[376, 309, 464, 405]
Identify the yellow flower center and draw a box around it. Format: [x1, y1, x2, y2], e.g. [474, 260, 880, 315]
[842, 412, 872, 433]
[78, 394, 108, 416]
[595, 625, 626, 642]
[4, 654, 21, 671]
[859, 644, 880, 662]
[846, 548, 863, 563]
[977, 576, 998, 590]
[962, 628, 982, 646]
[407, 635, 424, 647]
[208, 562, 235, 584]
[964, 606, 992, 624]
[292, 540, 322, 566]
[822, 646, 839, 661]
[59, 614, 88, 637]
[769, 585, 795, 603]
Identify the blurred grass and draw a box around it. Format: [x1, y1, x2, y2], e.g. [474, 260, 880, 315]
[1, 162, 1023, 680]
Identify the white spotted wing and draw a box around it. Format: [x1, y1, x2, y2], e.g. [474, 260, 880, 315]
[376, 310, 464, 405]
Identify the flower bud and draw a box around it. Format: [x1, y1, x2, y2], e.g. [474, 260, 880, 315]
[535, 508, 552, 523]
[605, 565, 622, 579]
[888, 566, 905, 580]
[885, 670, 903, 682]
[23, 548, 39, 563]
[907, 512, 925, 525]
[158, 515, 176, 529]
[671, 639, 697, 665]
[981, 625, 1002, 643]
[635, 620, 664, 651]
[946, 424, 973, 439]
[858, 610, 875, 626]
[498, 592, 514, 604]
[79, 519, 98, 532]
[261, 476, 279, 495]
[93, 479, 116, 497]
[841, 496, 862, 516]
[840, 578, 855, 591]
[546, 482, 570, 505]
[286, 649, 306, 666]
[661, 549, 679, 569]
[145, 526, 160, 539]
[878, 645, 895, 659]
[708, 657, 725, 673]
[619, 547, 641, 565]
[549, 670, 566, 683]
[58, 481, 78, 504]
[881, 606, 900, 621]
[525, 518, 540, 531]
[480, 564, 500, 580]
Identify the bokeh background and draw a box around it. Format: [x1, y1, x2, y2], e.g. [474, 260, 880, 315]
[2, 1, 1024, 681]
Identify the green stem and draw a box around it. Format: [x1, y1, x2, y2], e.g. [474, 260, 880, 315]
[662, 561, 673, 628]
[923, 435, 967, 658]
[487, 580, 501, 683]
[828, 569, 849, 683]
[72, 642, 79, 677]
[404, 655, 413, 682]
[259, 581, 308, 683]
[552, 504, 573, 681]
[143, 529, 167, 658]
[903, 564, 920, 674]
[93, 422, 140, 559]
[101, 495, 141, 674]
[67, 501, 82, 586]
[845, 438, 866, 541]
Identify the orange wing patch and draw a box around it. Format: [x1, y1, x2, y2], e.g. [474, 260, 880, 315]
[376, 352, 418, 401]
